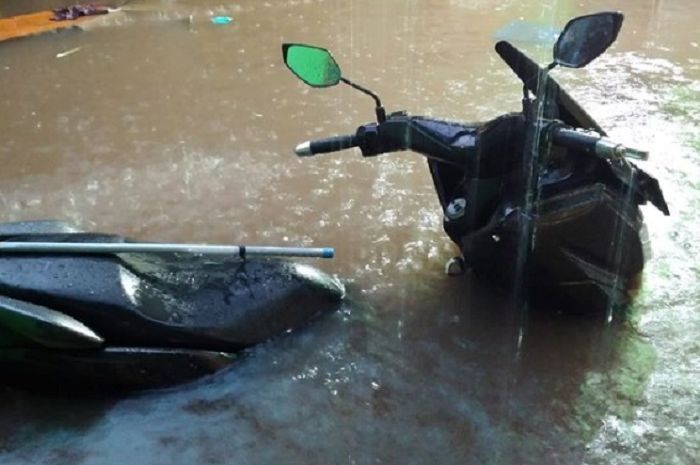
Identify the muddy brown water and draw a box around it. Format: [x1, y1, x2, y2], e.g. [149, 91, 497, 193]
[0, 0, 698, 464]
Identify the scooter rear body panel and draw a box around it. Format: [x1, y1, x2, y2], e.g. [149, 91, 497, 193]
[0, 221, 344, 390]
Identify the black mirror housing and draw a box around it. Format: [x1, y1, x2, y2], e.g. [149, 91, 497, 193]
[553, 12, 624, 68]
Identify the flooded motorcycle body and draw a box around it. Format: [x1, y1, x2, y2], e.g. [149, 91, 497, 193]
[283, 12, 668, 314]
[0, 221, 343, 391]
[413, 112, 661, 313]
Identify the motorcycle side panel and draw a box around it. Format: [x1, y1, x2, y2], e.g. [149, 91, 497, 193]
[464, 184, 645, 313]
[0, 347, 236, 391]
[0, 233, 344, 351]
[0, 295, 103, 349]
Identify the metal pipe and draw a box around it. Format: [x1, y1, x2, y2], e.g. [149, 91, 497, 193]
[0, 242, 335, 259]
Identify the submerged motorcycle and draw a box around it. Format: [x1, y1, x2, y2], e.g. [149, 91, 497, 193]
[283, 12, 668, 314]
[0, 221, 343, 391]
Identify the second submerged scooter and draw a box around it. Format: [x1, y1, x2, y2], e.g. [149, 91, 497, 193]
[283, 11, 668, 315]
[0, 223, 343, 391]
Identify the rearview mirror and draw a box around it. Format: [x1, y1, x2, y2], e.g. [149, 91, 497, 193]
[553, 12, 623, 68]
[282, 43, 341, 88]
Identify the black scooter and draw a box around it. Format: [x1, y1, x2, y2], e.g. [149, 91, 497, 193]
[283, 11, 668, 315]
[0, 220, 343, 391]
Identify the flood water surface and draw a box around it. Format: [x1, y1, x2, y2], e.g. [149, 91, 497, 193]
[0, 1, 698, 464]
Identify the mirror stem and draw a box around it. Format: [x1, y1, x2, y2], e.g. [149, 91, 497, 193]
[340, 77, 386, 122]
[521, 84, 531, 117]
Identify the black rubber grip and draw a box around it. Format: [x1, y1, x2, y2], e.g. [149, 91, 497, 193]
[309, 134, 358, 154]
[553, 127, 599, 155]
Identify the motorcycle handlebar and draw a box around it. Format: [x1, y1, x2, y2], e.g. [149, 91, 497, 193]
[553, 127, 649, 161]
[294, 134, 358, 157]
[292, 117, 649, 167]
[293, 115, 482, 167]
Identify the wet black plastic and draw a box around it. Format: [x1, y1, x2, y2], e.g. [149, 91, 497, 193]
[356, 114, 480, 167]
[554, 12, 624, 68]
[0, 221, 344, 390]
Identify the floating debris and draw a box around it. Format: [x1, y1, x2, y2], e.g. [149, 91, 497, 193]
[210, 16, 233, 25]
[56, 46, 83, 59]
[0, 9, 108, 43]
[51, 4, 109, 21]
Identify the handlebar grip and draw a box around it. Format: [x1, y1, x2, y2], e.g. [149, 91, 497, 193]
[552, 128, 598, 154]
[294, 134, 358, 157]
[553, 127, 649, 161]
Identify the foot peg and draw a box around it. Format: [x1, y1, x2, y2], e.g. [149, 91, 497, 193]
[445, 256, 467, 276]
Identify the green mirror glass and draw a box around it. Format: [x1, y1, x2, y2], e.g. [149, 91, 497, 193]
[553, 12, 623, 68]
[282, 43, 342, 88]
